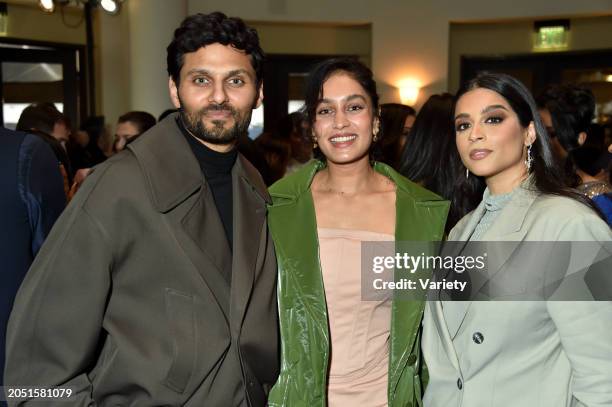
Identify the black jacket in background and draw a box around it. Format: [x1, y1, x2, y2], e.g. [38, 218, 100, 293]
[0, 127, 65, 402]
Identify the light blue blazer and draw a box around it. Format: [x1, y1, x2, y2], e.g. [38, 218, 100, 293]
[422, 183, 612, 407]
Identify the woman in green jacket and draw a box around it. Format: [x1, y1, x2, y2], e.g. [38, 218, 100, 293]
[267, 58, 449, 407]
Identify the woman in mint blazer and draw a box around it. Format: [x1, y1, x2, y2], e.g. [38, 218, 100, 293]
[422, 73, 612, 407]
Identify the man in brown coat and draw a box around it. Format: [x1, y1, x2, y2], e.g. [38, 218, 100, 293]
[5, 12, 279, 406]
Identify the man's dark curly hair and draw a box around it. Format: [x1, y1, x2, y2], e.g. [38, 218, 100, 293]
[166, 12, 264, 88]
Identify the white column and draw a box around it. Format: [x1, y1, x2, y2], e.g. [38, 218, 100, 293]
[127, 0, 188, 118]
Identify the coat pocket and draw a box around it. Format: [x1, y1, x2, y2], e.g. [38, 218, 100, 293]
[163, 288, 196, 393]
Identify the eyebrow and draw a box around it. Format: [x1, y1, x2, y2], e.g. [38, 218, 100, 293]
[185, 68, 254, 80]
[227, 69, 253, 79]
[318, 94, 367, 104]
[454, 104, 509, 121]
[482, 104, 509, 114]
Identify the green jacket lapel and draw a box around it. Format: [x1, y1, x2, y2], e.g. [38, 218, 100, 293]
[268, 160, 449, 406]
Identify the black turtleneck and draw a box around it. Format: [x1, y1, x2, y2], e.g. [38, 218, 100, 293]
[177, 118, 237, 252]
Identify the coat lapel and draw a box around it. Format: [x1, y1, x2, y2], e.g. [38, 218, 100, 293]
[180, 185, 232, 300]
[443, 182, 539, 339]
[229, 155, 270, 331]
[127, 114, 233, 318]
[373, 163, 451, 399]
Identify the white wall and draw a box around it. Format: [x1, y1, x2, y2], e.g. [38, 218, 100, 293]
[126, 0, 187, 119]
[94, 0, 187, 129]
[5, 0, 611, 116]
[3, 2, 85, 44]
[95, 9, 129, 126]
[187, 0, 612, 106]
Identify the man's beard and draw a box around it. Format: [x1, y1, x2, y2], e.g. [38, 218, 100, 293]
[178, 97, 252, 145]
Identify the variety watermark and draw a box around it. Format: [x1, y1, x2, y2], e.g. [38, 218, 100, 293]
[361, 241, 612, 301]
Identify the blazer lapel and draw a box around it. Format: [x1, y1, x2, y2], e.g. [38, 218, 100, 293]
[441, 201, 485, 338]
[443, 183, 539, 339]
[229, 155, 270, 331]
[429, 300, 461, 371]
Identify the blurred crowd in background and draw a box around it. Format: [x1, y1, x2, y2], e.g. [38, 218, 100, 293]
[9, 80, 611, 226]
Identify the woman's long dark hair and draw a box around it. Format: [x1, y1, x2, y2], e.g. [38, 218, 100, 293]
[456, 73, 601, 216]
[379, 103, 415, 170]
[400, 94, 483, 233]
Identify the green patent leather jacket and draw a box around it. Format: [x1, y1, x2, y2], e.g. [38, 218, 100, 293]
[267, 160, 449, 407]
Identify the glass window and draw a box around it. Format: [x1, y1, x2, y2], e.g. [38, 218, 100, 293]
[2, 62, 63, 129]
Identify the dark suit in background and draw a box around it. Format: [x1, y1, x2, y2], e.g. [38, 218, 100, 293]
[0, 127, 65, 405]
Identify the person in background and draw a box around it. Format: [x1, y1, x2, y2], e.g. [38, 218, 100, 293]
[235, 130, 273, 185]
[571, 145, 612, 224]
[254, 127, 291, 183]
[17, 102, 71, 149]
[378, 103, 416, 169]
[423, 72, 612, 407]
[283, 111, 313, 174]
[255, 111, 312, 184]
[16, 103, 74, 193]
[537, 84, 594, 185]
[70, 116, 108, 170]
[113, 111, 157, 152]
[71, 110, 155, 197]
[267, 57, 448, 407]
[537, 84, 612, 220]
[0, 127, 65, 407]
[399, 93, 484, 234]
[65, 116, 109, 199]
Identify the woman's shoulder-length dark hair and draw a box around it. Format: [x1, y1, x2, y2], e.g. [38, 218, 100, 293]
[303, 57, 382, 160]
[455, 72, 601, 216]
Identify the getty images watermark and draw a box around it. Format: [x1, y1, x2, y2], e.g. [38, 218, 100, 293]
[361, 241, 612, 301]
[371, 251, 487, 292]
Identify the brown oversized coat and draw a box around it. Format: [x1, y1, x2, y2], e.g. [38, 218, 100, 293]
[4, 115, 279, 406]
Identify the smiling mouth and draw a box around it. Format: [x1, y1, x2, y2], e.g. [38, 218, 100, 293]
[329, 134, 357, 144]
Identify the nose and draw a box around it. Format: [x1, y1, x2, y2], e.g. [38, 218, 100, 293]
[468, 122, 485, 142]
[209, 81, 228, 105]
[333, 109, 349, 129]
[114, 136, 126, 152]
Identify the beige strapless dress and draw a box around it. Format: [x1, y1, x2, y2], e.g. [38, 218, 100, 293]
[317, 227, 394, 407]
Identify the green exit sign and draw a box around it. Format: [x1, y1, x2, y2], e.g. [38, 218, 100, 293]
[534, 20, 570, 51]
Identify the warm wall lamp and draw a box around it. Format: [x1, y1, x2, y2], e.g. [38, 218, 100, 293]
[39, 0, 123, 15]
[398, 78, 420, 106]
